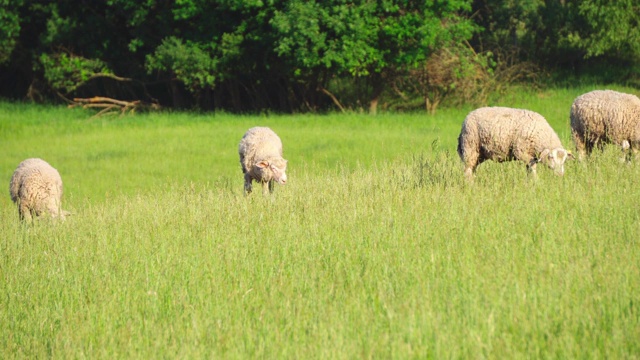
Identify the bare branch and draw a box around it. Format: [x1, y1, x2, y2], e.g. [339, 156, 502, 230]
[318, 86, 345, 113]
[68, 96, 158, 118]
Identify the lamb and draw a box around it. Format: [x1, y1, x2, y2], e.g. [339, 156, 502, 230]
[9, 158, 69, 222]
[570, 89, 640, 161]
[457, 107, 573, 178]
[238, 127, 288, 194]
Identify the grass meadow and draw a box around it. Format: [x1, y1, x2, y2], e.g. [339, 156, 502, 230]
[1, 86, 639, 358]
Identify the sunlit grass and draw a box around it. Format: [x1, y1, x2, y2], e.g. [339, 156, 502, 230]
[1, 87, 639, 358]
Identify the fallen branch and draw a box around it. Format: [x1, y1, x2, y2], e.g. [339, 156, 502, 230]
[318, 86, 346, 113]
[69, 96, 158, 118]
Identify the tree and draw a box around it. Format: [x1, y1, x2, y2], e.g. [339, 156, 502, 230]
[5, 0, 637, 112]
[574, 0, 640, 61]
[472, 0, 640, 79]
[145, 0, 289, 110]
[271, 0, 478, 113]
[0, 0, 23, 64]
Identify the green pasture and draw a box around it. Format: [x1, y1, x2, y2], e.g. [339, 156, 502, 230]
[1, 86, 639, 358]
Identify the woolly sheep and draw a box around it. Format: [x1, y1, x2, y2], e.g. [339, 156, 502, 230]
[457, 107, 573, 178]
[570, 90, 640, 161]
[10, 158, 69, 222]
[238, 127, 288, 194]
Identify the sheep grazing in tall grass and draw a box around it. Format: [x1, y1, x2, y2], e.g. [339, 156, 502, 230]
[238, 127, 288, 194]
[458, 107, 573, 179]
[570, 89, 640, 161]
[10, 158, 69, 222]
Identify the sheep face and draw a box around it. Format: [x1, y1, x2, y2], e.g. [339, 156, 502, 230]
[254, 158, 288, 185]
[539, 148, 574, 176]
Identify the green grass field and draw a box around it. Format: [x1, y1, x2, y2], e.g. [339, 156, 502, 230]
[1, 86, 639, 358]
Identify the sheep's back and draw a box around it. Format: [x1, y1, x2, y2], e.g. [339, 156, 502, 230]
[463, 107, 536, 147]
[10, 158, 63, 204]
[239, 127, 284, 168]
[571, 90, 640, 142]
[461, 107, 561, 160]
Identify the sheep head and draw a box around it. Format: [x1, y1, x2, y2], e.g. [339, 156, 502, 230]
[538, 148, 574, 176]
[254, 158, 288, 184]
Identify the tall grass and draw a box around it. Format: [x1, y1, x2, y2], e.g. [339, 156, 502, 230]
[1, 86, 639, 358]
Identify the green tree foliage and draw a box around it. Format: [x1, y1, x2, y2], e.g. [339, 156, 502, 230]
[472, 0, 640, 80]
[0, 0, 23, 64]
[392, 43, 496, 113]
[145, 0, 287, 109]
[271, 0, 478, 113]
[0, 0, 638, 112]
[271, 2, 380, 77]
[39, 52, 112, 95]
[1, 1, 176, 101]
[146, 37, 218, 93]
[472, 0, 542, 50]
[573, 0, 640, 60]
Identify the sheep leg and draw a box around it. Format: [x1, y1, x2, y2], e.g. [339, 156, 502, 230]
[261, 181, 270, 195]
[593, 138, 604, 153]
[244, 173, 253, 194]
[580, 139, 596, 158]
[571, 130, 587, 160]
[631, 141, 640, 161]
[463, 158, 484, 179]
[268, 180, 275, 194]
[462, 150, 480, 179]
[239, 155, 247, 173]
[18, 208, 26, 222]
[526, 159, 538, 177]
[620, 140, 632, 163]
[19, 204, 32, 222]
[463, 166, 474, 179]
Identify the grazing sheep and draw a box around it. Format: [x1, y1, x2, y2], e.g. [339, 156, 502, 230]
[457, 107, 573, 178]
[10, 158, 68, 222]
[238, 127, 288, 194]
[570, 90, 640, 161]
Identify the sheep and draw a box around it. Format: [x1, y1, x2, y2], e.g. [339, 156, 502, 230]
[9, 158, 69, 222]
[570, 89, 640, 161]
[238, 127, 288, 194]
[457, 107, 573, 178]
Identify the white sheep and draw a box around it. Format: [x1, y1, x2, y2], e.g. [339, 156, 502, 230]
[9, 158, 69, 222]
[570, 89, 640, 161]
[238, 127, 288, 194]
[457, 107, 573, 178]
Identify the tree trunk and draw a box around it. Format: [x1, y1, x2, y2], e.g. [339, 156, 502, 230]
[369, 82, 385, 115]
[170, 79, 185, 108]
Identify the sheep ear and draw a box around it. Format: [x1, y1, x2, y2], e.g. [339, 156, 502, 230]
[256, 161, 269, 168]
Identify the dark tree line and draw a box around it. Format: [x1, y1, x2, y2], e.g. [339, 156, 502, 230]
[1, 0, 638, 113]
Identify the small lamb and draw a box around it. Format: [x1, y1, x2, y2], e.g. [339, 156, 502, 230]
[570, 89, 640, 161]
[457, 107, 573, 178]
[238, 127, 288, 194]
[10, 158, 69, 222]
